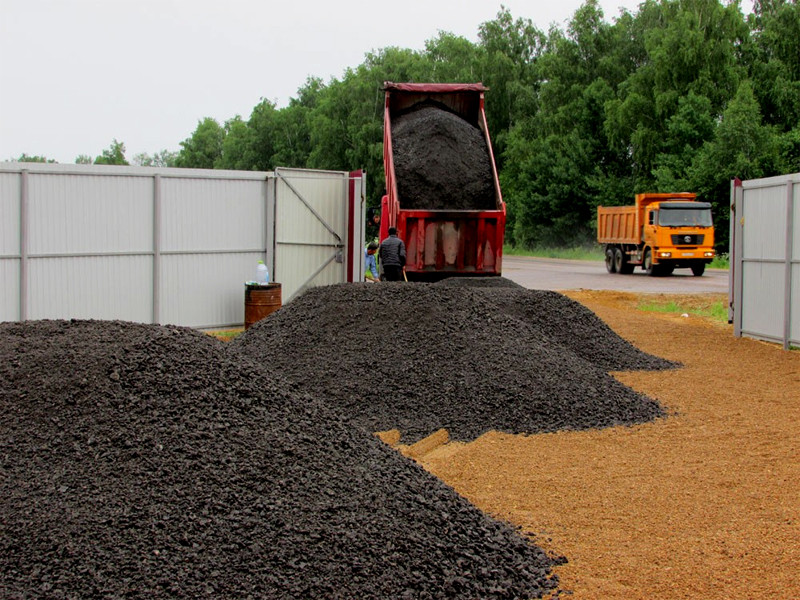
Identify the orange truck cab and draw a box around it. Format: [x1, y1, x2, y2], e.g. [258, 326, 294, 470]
[597, 193, 715, 276]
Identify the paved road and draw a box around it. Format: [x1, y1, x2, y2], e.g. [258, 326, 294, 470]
[502, 256, 729, 294]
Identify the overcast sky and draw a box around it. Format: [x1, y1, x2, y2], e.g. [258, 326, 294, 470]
[1, 0, 751, 164]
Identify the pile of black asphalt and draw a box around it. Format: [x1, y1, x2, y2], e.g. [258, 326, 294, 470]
[232, 281, 675, 444]
[0, 319, 560, 599]
[391, 105, 496, 210]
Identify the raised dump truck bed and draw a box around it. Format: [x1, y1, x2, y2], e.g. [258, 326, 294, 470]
[380, 82, 505, 279]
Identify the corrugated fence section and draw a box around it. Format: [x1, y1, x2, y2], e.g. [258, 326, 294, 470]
[0, 163, 365, 328]
[731, 173, 799, 349]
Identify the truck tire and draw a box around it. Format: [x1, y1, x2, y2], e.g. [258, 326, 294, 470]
[615, 248, 635, 274]
[643, 249, 657, 276]
[613, 248, 623, 273]
[605, 246, 617, 273]
[691, 263, 706, 276]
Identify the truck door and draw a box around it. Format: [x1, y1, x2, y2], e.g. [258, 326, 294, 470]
[644, 208, 658, 246]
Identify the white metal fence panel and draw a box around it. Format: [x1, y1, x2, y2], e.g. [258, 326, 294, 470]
[158, 173, 269, 327]
[160, 253, 258, 328]
[28, 173, 153, 255]
[0, 172, 21, 322]
[23, 172, 154, 322]
[0, 261, 20, 323]
[740, 184, 787, 340]
[160, 176, 266, 253]
[741, 186, 787, 261]
[1, 172, 21, 255]
[274, 168, 349, 302]
[793, 263, 800, 343]
[740, 261, 785, 339]
[794, 183, 800, 343]
[732, 173, 799, 349]
[29, 255, 153, 322]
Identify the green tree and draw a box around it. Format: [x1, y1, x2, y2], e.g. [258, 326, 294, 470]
[689, 80, 779, 249]
[174, 118, 225, 168]
[243, 99, 280, 171]
[216, 115, 254, 170]
[12, 153, 56, 163]
[501, 0, 623, 246]
[652, 91, 716, 189]
[749, 0, 800, 131]
[425, 32, 484, 82]
[94, 139, 129, 165]
[604, 0, 748, 190]
[477, 7, 544, 159]
[75, 155, 93, 164]
[270, 77, 323, 168]
[132, 150, 178, 167]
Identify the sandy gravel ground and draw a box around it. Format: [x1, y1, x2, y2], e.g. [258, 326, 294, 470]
[413, 291, 800, 599]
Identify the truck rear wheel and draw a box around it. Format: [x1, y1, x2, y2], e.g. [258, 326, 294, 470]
[613, 248, 623, 273]
[605, 247, 617, 273]
[691, 263, 706, 276]
[615, 248, 635, 274]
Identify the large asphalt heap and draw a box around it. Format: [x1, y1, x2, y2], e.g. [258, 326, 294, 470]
[436, 278, 678, 372]
[233, 282, 674, 443]
[0, 319, 560, 599]
[391, 105, 496, 210]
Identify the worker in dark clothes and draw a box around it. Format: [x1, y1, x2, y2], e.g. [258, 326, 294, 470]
[379, 227, 406, 281]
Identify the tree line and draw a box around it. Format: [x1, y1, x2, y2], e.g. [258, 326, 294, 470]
[12, 0, 800, 252]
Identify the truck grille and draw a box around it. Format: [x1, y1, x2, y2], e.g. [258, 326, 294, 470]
[672, 234, 704, 246]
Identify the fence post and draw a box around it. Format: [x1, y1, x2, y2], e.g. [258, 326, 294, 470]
[784, 181, 795, 350]
[19, 170, 29, 322]
[153, 174, 162, 325]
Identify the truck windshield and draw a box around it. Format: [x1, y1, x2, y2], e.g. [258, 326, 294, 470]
[658, 208, 712, 227]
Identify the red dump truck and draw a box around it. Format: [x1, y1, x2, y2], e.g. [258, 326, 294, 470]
[597, 193, 715, 276]
[379, 82, 505, 279]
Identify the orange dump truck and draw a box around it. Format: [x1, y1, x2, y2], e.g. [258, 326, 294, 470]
[597, 193, 715, 276]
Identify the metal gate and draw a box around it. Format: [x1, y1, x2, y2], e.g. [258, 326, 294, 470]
[273, 167, 364, 303]
[730, 174, 800, 349]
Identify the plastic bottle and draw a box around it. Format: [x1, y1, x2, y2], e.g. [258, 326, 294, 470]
[256, 260, 268, 285]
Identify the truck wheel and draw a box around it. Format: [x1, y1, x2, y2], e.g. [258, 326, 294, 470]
[619, 260, 635, 275]
[691, 263, 706, 276]
[614, 249, 635, 274]
[613, 248, 624, 273]
[643, 249, 656, 276]
[605, 247, 617, 273]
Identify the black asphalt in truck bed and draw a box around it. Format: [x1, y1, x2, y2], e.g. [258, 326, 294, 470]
[391, 105, 496, 210]
[0, 319, 559, 599]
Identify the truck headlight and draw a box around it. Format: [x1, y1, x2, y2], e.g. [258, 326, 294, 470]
[704, 251, 714, 257]
[659, 252, 672, 258]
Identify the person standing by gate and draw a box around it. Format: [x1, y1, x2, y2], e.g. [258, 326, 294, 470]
[364, 242, 379, 283]
[379, 227, 406, 281]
